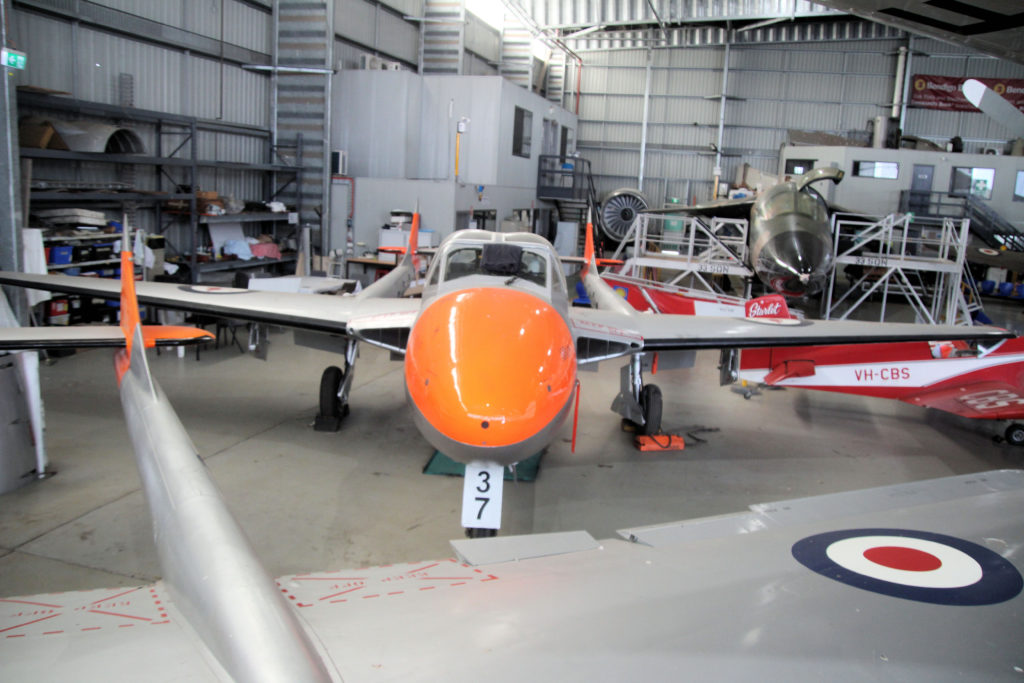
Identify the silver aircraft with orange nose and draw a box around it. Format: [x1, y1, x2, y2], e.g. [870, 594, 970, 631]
[0, 214, 1010, 527]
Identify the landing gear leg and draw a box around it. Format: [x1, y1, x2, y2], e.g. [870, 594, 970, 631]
[314, 339, 358, 432]
[612, 353, 662, 436]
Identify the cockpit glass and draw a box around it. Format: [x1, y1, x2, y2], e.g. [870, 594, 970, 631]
[444, 247, 482, 280]
[518, 250, 547, 286]
[442, 245, 548, 286]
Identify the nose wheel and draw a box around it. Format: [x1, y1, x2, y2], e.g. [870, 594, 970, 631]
[314, 339, 357, 432]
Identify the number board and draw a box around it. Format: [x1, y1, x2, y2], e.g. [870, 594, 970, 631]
[461, 462, 504, 529]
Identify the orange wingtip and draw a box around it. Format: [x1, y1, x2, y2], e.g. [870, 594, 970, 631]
[378, 246, 407, 254]
[595, 258, 624, 266]
[141, 325, 216, 348]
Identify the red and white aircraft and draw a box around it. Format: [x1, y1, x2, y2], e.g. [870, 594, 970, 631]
[604, 274, 1024, 446]
[0, 219, 1013, 529]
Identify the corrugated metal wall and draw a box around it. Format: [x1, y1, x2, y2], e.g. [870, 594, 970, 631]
[12, 3, 273, 234]
[565, 36, 1024, 206]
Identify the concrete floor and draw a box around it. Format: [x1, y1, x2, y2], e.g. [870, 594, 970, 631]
[1, 307, 1023, 599]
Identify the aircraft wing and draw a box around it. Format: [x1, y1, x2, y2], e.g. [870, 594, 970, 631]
[570, 307, 1013, 351]
[7, 470, 1021, 680]
[645, 195, 753, 219]
[0, 270, 417, 336]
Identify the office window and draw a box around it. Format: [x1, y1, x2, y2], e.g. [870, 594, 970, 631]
[852, 161, 899, 179]
[1013, 171, 1024, 202]
[785, 159, 815, 176]
[512, 106, 532, 158]
[951, 166, 995, 200]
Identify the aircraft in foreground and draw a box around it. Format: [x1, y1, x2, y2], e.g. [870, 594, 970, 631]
[2, 256, 1023, 680]
[604, 273, 1024, 445]
[645, 167, 845, 298]
[0, 218, 1012, 529]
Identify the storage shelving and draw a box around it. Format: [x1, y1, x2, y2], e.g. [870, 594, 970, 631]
[18, 92, 303, 283]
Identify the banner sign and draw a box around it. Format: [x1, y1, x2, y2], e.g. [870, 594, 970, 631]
[910, 74, 1024, 112]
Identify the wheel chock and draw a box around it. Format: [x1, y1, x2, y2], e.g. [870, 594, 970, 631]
[633, 434, 686, 452]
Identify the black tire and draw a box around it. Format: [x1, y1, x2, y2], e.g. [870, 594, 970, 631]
[465, 527, 497, 539]
[638, 384, 663, 436]
[1005, 423, 1024, 446]
[319, 366, 344, 418]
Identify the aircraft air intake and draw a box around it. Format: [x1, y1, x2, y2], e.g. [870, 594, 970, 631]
[404, 288, 576, 464]
[755, 227, 833, 298]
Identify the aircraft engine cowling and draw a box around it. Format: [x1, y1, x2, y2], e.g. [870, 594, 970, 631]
[404, 288, 577, 466]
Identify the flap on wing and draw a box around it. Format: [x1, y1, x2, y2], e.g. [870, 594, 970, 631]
[451, 530, 599, 566]
[764, 359, 815, 384]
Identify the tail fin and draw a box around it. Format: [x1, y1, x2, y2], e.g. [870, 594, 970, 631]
[119, 249, 143, 358]
[115, 246, 213, 382]
[408, 211, 421, 271]
[581, 209, 596, 278]
[376, 211, 421, 269]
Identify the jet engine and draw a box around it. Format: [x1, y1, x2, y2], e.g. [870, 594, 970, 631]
[599, 188, 649, 243]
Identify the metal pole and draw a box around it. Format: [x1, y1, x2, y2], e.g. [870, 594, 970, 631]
[713, 40, 730, 200]
[898, 37, 913, 130]
[638, 47, 652, 193]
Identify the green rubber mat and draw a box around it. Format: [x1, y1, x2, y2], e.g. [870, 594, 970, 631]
[422, 450, 543, 482]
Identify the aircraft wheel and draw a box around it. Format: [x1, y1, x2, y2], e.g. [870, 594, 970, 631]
[638, 384, 663, 436]
[465, 527, 497, 539]
[315, 366, 348, 431]
[1004, 423, 1024, 447]
[319, 366, 346, 417]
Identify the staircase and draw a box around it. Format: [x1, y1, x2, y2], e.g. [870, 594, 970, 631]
[536, 154, 600, 230]
[901, 190, 1024, 250]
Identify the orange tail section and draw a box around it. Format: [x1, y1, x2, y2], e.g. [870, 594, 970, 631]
[116, 247, 214, 382]
[581, 213, 596, 278]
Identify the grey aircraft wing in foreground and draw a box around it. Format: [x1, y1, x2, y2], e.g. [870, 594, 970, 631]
[1, 252, 1023, 680]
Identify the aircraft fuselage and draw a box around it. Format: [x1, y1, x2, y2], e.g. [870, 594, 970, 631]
[748, 170, 838, 298]
[404, 231, 580, 466]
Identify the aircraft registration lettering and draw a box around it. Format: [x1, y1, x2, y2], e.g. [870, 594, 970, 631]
[958, 389, 1024, 412]
[853, 367, 911, 382]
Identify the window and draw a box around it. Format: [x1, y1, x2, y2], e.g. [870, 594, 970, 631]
[512, 106, 532, 158]
[560, 126, 574, 159]
[1013, 171, 1024, 202]
[852, 161, 899, 179]
[785, 159, 815, 176]
[951, 166, 995, 200]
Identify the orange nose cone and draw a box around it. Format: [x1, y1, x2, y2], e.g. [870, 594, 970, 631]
[405, 288, 577, 448]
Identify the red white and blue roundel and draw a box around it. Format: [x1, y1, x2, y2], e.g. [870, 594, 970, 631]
[792, 528, 1023, 606]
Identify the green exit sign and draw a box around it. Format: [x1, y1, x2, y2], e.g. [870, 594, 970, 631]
[2, 48, 26, 70]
